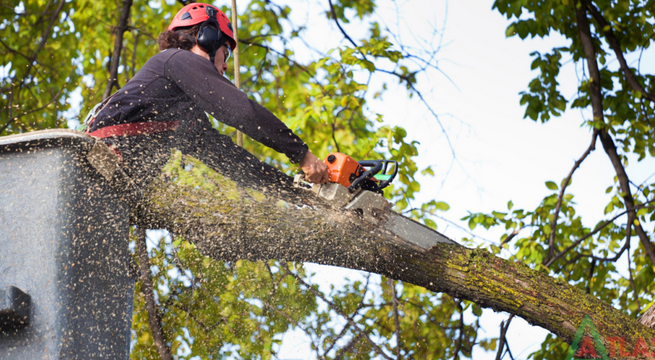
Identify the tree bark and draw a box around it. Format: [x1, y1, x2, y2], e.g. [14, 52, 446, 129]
[134, 170, 655, 353]
[103, 0, 133, 100]
[574, 0, 655, 266]
[583, 0, 655, 103]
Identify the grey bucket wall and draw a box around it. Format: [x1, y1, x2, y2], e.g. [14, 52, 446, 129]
[0, 130, 134, 359]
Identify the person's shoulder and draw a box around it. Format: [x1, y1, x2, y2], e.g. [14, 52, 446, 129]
[164, 48, 208, 64]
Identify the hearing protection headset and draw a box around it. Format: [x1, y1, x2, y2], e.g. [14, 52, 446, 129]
[168, 3, 236, 63]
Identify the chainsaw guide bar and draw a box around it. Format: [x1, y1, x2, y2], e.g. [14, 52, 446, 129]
[295, 152, 457, 250]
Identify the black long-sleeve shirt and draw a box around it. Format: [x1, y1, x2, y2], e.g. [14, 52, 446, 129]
[91, 48, 308, 164]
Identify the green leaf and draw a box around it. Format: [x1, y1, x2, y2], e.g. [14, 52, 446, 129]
[545, 181, 559, 190]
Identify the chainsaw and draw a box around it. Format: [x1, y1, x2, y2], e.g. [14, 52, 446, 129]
[294, 153, 457, 249]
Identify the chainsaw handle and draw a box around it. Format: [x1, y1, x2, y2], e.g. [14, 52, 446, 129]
[348, 160, 398, 193]
[348, 161, 382, 193]
[360, 160, 398, 192]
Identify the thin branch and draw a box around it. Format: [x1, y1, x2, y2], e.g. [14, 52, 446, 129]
[20, 0, 65, 90]
[546, 130, 598, 264]
[103, 0, 133, 100]
[501, 226, 523, 247]
[333, 333, 365, 360]
[388, 279, 402, 360]
[627, 238, 641, 315]
[282, 264, 393, 360]
[322, 274, 371, 358]
[544, 201, 654, 267]
[136, 228, 174, 360]
[327, 0, 359, 50]
[495, 315, 514, 360]
[583, 0, 655, 102]
[452, 300, 464, 359]
[586, 259, 596, 294]
[131, 31, 139, 78]
[327, 0, 458, 160]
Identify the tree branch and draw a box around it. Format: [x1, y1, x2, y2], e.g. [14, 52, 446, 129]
[388, 278, 402, 360]
[136, 228, 174, 360]
[103, 0, 133, 100]
[495, 315, 514, 360]
[137, 163, 655, 350]
[583, 0, 655, 103]
[574, 0, 655, 266]
[20, 0, 65, 91]
[452, 300, 464, 359]
[544, 202, 654, 267]
[546, 129, 598, 264]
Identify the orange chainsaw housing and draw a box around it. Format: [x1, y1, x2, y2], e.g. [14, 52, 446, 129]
[324, 152, 363, 188]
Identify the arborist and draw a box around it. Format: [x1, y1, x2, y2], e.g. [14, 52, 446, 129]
[83, 3, 329, 191]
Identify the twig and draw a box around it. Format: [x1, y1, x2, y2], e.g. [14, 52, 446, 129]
[136, 228, 174, 360]
[546, 130, 598, 264]
[327, 0, 359, 50]
[327, 0, 458, 161]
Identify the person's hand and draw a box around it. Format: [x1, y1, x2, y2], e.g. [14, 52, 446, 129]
[300, 150, 329, 184]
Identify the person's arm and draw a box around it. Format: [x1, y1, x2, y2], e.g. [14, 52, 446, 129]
[164, 50, 307, 163]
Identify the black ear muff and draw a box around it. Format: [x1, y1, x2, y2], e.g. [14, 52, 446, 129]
[196, 7, 225, 63]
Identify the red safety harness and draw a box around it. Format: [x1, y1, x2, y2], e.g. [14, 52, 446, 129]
[88, 121, 180, 139]
[82, 95, 180, 165]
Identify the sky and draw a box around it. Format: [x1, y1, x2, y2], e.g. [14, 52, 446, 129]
[264, 0, 655, 359]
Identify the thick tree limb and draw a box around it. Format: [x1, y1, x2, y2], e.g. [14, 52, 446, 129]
[103, 0, 133, 100]
[136, 228, 174, 360]
[574, 0, 655, 266]
[583, 0, 655, 103]
[135, 165, 655, 352]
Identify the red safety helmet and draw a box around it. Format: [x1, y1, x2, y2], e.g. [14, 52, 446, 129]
[168, 3, 236, 51]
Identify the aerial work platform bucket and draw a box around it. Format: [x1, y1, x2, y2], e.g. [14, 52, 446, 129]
[0, 130, 134, 359]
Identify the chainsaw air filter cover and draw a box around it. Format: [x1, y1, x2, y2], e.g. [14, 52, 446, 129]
[324, 152, 364, 188]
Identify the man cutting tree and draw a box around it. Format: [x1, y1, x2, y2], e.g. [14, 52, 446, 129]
[83, 3, 329, 190]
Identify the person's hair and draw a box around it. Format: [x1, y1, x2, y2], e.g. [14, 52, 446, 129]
[158, 24, 202, 51]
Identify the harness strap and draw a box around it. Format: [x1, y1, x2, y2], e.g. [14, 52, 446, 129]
[89, 121, 180, 139]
